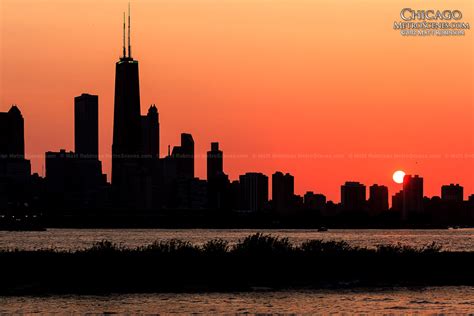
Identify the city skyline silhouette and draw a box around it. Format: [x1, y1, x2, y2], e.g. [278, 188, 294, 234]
[0, 0, 472, 203]
[1, 2, 474, 314]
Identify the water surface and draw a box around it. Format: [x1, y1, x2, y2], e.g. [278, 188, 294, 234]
[1, 228, 473, 251]
[1, 287, 474, 314]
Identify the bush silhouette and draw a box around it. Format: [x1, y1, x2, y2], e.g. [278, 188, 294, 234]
[232, 233, 294, 256]
[202, 239, 229, 255]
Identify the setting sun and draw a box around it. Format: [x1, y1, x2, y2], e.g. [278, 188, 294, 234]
[393, 170, 406, 184]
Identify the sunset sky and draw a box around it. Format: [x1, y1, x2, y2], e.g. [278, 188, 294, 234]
[1, 0, 473, 202]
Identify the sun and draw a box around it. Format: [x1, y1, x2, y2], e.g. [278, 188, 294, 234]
[393, 170, 406, 184]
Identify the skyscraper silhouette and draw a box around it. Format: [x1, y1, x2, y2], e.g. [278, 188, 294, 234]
[207, 142, 229, 210]
[74, 93, 98, 158]
[272, 171, 294, 213]
[140, 105, 159, 159]
[112, 7, 141, 184]
[44, 93, 106, 213]
[368, 184, 389, 215]
[0, 106, 31, 179]
[239, 172, 268, 212]
[341, 181, 366, 212]
[109, 6, 157, 210]
[207, 142, 223, 180]
[171, 133, 194, 179]
[0, 105, 31, 210]
[441, 184, 463, 202]
[0, 105, 25, 159]
[402, 175, 424, 220]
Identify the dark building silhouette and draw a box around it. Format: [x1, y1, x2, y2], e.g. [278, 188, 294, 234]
[272, 171, 294, 213]
[0, 105, 26, 159]
[293, 194, 304, 210]
[0, 106, 30, 178]
[303, 191, 326, 212]
[422, 184, 465, 225]
[112, 9, 142, 186]
[441, 184, 463, 202]
[368, 184, 389, 215]
[466, 192, 474, 221]
[74, 94, 98, 158]
[341, 181, 366, 212]
[159, 134, 196, 209]
[112, 55, 141, 163]
[230, 180, 241, 210]
[171, 133, 194, 179]
[137, 104, 160, 209]
[207, 142, 229, 210]
[207, 142, 223, 180]
[73, 94, 106, 179]
[402, 175, 424, 220]
[392, 190, 403, 213]
[45, 150, 106, 210]
[239, 172, 268, 212]
[140, 105, 159, 158]
[110, 9, 157, 210]
[0, 105, 31, 210]
[45, 93, 107, 212]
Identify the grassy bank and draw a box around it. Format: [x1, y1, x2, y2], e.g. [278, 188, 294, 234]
[1, 233, 473, 295]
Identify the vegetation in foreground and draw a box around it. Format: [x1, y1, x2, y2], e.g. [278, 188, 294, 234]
[1, 234, 472, 295]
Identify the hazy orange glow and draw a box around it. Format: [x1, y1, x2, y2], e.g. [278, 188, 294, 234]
[1, 0, 473, 202]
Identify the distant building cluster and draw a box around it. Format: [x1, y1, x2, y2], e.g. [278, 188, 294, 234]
[0, 15, 473, 226]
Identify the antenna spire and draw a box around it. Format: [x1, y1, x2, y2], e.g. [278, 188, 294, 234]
[122, 12, 126, 58]
[128, 2, 132, 58]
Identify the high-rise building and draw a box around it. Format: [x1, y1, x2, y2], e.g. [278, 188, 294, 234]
[72, 93, 106, 197]
[109, 8, 157, 211]
[239, 172, 268, 212]
[272, 171, 294, 213]
[207, 142, 223, 180]
[140, 104, 159, 159]
[441, 184, 463, 202]
[206, 142, 229, 210]
[0, 105, 25, 159]
[0, 105, 31, 210]
[159, 134, 201, 209]
[112, 8, 142, 185]
[171, 133, 194, 179]
[402, 175, 424, 220]
[0, 105, 31, 179]
[74, 94, 98, 158]
[341, 181, 366, 212]
[368, 184, 389, 215]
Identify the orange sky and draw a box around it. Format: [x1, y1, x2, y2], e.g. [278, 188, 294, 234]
[1, 0, 473, 202]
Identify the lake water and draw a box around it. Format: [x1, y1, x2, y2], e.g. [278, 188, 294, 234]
[0, 228, 473, 251]
[1, 229, 474, 312]
[2, 287, 474, 313]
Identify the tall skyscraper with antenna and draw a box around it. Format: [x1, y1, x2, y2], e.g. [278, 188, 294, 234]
[112, 4, 143, 205]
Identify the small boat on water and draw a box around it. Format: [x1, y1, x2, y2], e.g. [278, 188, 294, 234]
[317, 226, 328, 232]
